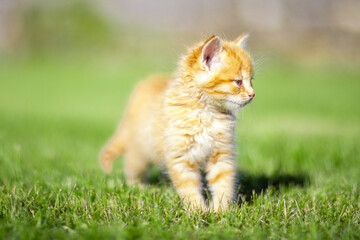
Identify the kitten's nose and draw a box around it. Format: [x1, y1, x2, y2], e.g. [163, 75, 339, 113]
[248, 93, 255, 99]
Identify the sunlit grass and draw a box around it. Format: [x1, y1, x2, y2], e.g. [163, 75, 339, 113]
[0, 55, 359, 239]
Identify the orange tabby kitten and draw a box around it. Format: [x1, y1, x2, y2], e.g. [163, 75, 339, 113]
[100, 34, 255, 212]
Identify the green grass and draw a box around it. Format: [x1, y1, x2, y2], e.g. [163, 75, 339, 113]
[0, 54, 359, 239]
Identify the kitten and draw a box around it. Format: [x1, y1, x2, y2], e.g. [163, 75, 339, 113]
[100, 34, 255, 212]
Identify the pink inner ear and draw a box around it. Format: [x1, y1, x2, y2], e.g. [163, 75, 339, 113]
[204, 51, 215, 69]
[202, 37, 221, 70]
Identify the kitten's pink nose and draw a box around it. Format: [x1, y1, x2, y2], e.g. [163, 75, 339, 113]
[248, 93, 255, 99]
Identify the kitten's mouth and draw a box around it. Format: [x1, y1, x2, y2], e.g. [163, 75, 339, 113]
[228, 99, 251, 108]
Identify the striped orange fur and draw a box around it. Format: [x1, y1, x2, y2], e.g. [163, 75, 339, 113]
[100, 34, 255, 212]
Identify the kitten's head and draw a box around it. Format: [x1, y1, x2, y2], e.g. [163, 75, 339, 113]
[182, 34, 255, 112]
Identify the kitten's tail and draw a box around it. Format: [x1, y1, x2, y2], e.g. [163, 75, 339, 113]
[99, 124, 127, 173]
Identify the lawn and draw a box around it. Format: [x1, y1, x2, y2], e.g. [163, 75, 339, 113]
[0, 53, 359, 239]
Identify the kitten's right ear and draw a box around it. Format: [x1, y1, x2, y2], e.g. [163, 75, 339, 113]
[201, 35, 222, 71]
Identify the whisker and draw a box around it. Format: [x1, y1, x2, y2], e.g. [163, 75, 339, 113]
[253, 52, 272, 77]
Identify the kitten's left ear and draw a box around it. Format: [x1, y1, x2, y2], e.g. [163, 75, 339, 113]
[235, 33, 250, 50]
[201, 35, 222, 71]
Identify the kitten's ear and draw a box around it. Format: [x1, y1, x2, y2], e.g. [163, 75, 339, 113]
[235, 33, 249, 50]
[201, 35, 222, 71]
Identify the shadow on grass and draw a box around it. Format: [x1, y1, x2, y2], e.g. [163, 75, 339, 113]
[234, 171, 307, 204]
[145, 166, 307, 204]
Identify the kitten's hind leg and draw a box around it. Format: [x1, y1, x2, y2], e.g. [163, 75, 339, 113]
[99, 129, 126, 173]
[124, 150, 148, 185]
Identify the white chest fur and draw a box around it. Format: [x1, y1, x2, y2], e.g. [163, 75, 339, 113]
[164, 106, 235, 165]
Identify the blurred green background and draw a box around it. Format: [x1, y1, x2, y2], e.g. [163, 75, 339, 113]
[0, 0, 359, 239]
[1, 0, 359, 131]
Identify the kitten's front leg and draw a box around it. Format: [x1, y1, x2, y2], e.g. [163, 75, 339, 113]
[167, 157, 206, 210]
[206, 150, 236, 212]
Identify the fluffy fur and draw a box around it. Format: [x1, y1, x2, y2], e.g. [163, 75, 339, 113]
[100, 34, 255, 212]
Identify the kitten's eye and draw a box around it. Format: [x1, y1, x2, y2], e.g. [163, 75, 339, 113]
[234, 80, 243, 86]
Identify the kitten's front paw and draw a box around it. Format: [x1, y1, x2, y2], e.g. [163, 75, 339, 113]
[183, 198, 208, 212]
[210, 200, 235, 213]
[186, 202, 208, 212]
